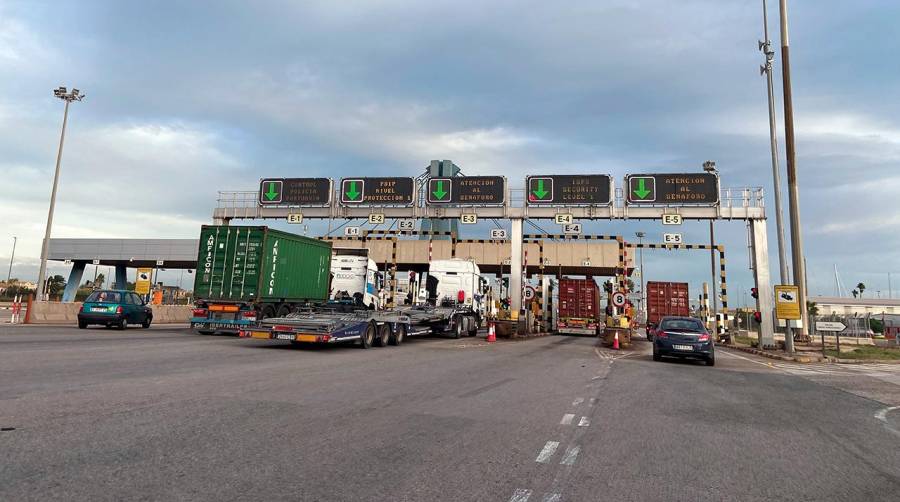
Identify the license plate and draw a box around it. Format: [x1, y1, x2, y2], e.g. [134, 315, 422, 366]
[673, 344, 693, 351]
[276, 333, 295, 341]
[91, 307, 108, 312]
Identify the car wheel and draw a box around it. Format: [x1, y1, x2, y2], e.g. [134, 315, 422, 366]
[78, 320, 87, 329]
[197, 329, 214, 335]
[116, 319, 127, 330]
[142, 316, 152, 329]
[389, 324, 406, 346]
[360, 322, 376, 349]
[652, 348, 661, 362]
[706, 355, 716, 367]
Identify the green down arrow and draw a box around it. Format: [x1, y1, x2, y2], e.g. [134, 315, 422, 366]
[432, 180, 448, 200]
[633, 178, 652, 199]
[345, 181, 360, 200]
[265, 182, 279, 201]
[532, 179, 549, 199]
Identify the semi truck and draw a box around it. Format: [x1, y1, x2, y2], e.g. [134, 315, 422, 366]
[190, 225, 332, 334]
[645, 281, 690, 339]
[330, 249, 383, 310]
[556, 277, 602, 335]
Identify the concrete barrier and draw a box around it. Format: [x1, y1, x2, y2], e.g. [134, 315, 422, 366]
[27, 302, 192, 325]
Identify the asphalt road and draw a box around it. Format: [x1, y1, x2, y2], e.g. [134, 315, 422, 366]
[2, 326, 899, 501]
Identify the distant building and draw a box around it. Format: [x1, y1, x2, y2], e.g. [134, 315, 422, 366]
[810, 296, 900, 316]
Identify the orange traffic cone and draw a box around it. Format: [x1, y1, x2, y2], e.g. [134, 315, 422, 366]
[486, 322, 496, 343]
[612, 331, 620, 350]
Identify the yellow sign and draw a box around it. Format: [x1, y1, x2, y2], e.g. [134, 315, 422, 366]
[774, 285, 801, 320]
[135, 268, 152, 295]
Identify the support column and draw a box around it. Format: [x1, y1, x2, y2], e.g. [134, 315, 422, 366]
[114, 264, 128, 290]
[540, 274, 549, 332]
[62, 261, 86, 302]
[509, 218, 524, 318]
[750, 220, 776, 347]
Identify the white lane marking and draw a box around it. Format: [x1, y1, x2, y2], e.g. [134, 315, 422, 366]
[572, 397, 584, 406]
[508, 488, 532, 502]
[589, 398, 597, 406]
[875, 406, 900, 438]
[542, 494, 561, 502]
[560, 414, 575, 425]
[559, 445, 580, 466]
[578, 416, 590, 427]
[535, 441, 560, 463]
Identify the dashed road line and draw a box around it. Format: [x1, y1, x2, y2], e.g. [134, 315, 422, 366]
[560, 414, 575, 425]
[535, 441, 560, 463]
[559, 445, 580, 466]
[508, 488, 533, 502]
[541, 494, 561, 502]
[572, 397, 584, 406]
[577, 416, 590, 427]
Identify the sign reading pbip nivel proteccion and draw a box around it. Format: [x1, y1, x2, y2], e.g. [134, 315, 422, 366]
[340, 177, 415, 206]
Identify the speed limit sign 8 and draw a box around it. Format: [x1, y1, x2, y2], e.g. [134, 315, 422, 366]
[611, 292, 626, 307]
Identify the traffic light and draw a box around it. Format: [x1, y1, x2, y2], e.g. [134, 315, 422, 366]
[751, 287, 758, 299]
[753, 311, 762, 324]
[603, 281, 613, 293]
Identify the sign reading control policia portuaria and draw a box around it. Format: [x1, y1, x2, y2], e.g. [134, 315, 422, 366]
[259, 178, 332, 206]
[426, 176, 505, 205]
[625, 173, 719, 205]
[526, 175, 612, 205]
[339, 177, 415, 205]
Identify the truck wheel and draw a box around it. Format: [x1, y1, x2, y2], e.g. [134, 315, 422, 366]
[452, 318, 463, 339]
[375, 324, 390, 347]
[261, 305, 276, 320]
[360, 322, 376, 349]
[389, 324, 406, 346]
[467, 317, 478, 337]
[276, 304, 291, 318]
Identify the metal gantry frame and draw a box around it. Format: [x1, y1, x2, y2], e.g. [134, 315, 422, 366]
[214, 184, 775, 346]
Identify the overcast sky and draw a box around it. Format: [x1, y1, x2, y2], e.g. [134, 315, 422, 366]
[1, 0, 898, 302]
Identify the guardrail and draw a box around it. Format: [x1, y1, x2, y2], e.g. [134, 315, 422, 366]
[218, 186, 765, 211]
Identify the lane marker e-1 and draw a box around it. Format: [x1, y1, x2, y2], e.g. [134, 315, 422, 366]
[535, 441, 560, 463]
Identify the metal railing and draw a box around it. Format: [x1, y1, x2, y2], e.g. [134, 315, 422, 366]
[218, 186, 765, 210]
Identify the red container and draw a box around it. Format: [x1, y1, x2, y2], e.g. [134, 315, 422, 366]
[646, 281, 690, 328]
[558, 278, 601, 334]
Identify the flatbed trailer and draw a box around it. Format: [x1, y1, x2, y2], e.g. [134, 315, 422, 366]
[240, 303, 481, 348]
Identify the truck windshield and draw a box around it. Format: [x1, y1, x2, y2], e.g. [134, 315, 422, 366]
[86, 291, 121, 303]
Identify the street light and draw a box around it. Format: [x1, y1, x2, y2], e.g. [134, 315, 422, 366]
[6, 236, 16, 284]
[702, 161, 719, 336]
[35, 86, 84, 302]
[635, 231, 646, 321]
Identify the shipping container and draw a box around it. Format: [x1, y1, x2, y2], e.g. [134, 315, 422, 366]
[557, 277, 601, 335]
[646, 281, 690, 329]
[192, 225, 332, 334]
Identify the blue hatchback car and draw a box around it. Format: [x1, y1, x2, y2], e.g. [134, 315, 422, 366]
[78, 290, 153, 330]
[651, 316, 715, 366]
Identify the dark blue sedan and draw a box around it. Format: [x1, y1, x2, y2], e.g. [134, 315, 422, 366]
[652, 316, 715, 366]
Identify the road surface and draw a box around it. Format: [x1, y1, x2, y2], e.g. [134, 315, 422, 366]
[1, 325, 899, 501]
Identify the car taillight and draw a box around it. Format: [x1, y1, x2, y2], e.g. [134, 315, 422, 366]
[192, 308, 208, 317]
[116, 306, 123, 314]
[79, 305, 84, 313]
[698, 334, 710, 342]
[656, 331, 668, 338]
[241, 311, 257, 320]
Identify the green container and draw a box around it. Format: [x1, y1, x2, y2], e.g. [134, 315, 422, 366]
[194, 225, 332, 304]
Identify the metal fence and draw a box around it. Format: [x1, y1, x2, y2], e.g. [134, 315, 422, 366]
[812, 313, 874, 339]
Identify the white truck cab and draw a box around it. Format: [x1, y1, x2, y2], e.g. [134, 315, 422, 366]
[426, 259, 487, 316]
[330, 250, 382, 310]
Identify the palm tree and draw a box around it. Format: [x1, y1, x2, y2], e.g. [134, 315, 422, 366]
[806, 301, 819, 317]
[856, 282, 866, 298]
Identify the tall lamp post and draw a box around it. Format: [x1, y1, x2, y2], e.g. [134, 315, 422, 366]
[35, 86, 84, 302]
[6, 236, 16, 284]
[635, 232, 646, 321]
[778, 0, 810, 340]
[703, 161, 719, 336]
[760, 0, 794, 353]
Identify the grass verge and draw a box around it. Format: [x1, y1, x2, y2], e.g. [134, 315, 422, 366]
[825, 345, 900, 360]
